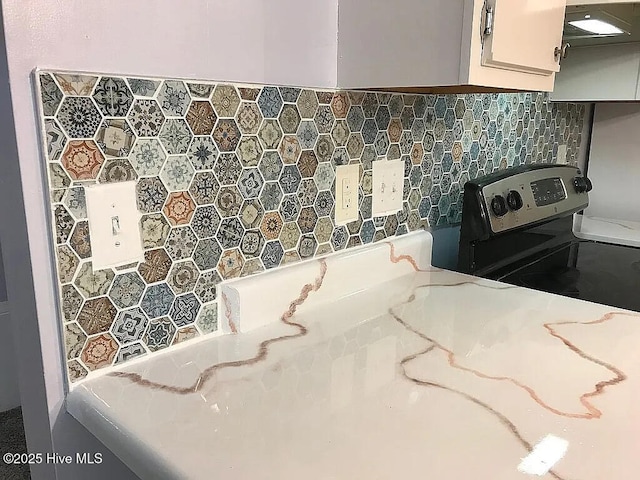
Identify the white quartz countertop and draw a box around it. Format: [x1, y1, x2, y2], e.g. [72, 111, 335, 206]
[68, 270, 640, 479]
[574, 214, 640, 248]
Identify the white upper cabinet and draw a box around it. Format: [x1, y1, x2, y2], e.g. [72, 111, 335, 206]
[481, 0, 566, 76]
[337, 0, 568, 92]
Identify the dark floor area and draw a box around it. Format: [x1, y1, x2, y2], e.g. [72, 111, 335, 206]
[0, 408, 30, 480]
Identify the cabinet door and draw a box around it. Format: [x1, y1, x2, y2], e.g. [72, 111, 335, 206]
[481, 0, 566, 76]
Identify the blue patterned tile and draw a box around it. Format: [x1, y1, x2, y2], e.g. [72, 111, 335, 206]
[129, 139, 167, 176]
[111, 307, 149, 344]
[115, 342, 147, 364]
[159, 119, 193, 155]
[217, 217, 244, 249]
[56, 97, 102, 139]
[259, 182, 284, 212]
[136, 177, 168, 213]
[257, 86, 283, 118]
[314, 190, 334, 217]
[141, 283, 175, 319]
[194, 270, 221, 303]
[279, 165, 301, 194]
[109, 272, 146, 309]
[192, 206, 221, 239]
[192, 238, 223, 271]
[189, 171, 219, 206]
[44, 118, 67, 161]
[40, 73, 63, 116]
[187, 136, 219, 170]
[213, 152, 242, 185]
[157, 80, 191, 117]
[314, 105, 335, 134]
[127, 78, 161, 97]
[170, 293, 201, 327]
[261, 241, 284, 269]
[238, 168, 264, 200]
[144, 317, 176, 352]
[92, 76, 134, 117]
[240, 230, 265, 258]
[160, 155, 194, 191]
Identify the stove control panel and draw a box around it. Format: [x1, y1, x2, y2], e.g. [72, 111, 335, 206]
[479, 165, 590, 234]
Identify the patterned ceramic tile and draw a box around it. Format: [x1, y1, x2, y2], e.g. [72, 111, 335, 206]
[259, 182, 283, 212]
[314, 190, 334, 217]
[44, 118, 67, 161]
[165, 226, 197, 261]
[192, 206, 221, 239]
[96, 118, 135, 158]
[260, 211, 283, 241]
[297, 121, 319, 150]
[241, 258, 264, 277]
[279, 104, 301, 134]
[77, 297, 117, 335]
[157, 80, 190, 117]
[61, 285, 83, 322]
[111, 307, 149, 344]
[138, 248, 171, 284]
[187, 172, 218, 207]
[61, 140, 104, 180]
[57, 245, 79, 284]
[187, 83, 214, 98]
[136, 177, 168, 214]
[129, 138, 166, 176]
[237, 136, 263, 168]
[239, 199, 264, 230]
[215, 186, 243, 217]
[140, 213, 171, 249]
[196, 303, 218, 334]
[64, 322, 86, 360]
[69, 221, 92, 259]
[92, 76, 134, 117]
[331, 120, 350, 147]
[213, 153, 242, 186]
[261, 241, 284, 269]
[163, 191, 196, 226]
[109, 272, 146, 309]
[217, 249, 244, 279]
[240, 230, 265, 259]
[194, 270, 221, 304]
[258, 119, 283, 150]
[279, 87, 301, 103]
[297, 90, 319, 119]
[168, 260, 200, 295]
[141, 283, 175, 319]
[238, 87, 260, 101]
[279, 135, 301, 164]
[313, 162, 334, 191]
[187, 136, 219, 170]
[169, 293, 201, 327]
[161, 155, 194, 191]
[63, 187, 87, 220]
[67, 359, 88, 382]
[280, 194, 301, 222]
[280, 165, 301, 194]
[236, 102, 263, 135]
[280, 222, 300, 250]
[128, 78, 161, 97]
[144, 317, 176, 352]
[213, 119, 241, 152]
[258, 86, 283, 118]
[81, 333, 119, 371]
[298, 206, 318, 235]
[314, 216, 334, 244]
[192, 238, 223, 272]
[128, 99, 165, 137]
[159, 119, 193, 155]
[40, 73, 63, 116]
[298, 234, 317, 259]
[115, 342, 147, 364]
[314, 105, 335, 134]
[217, 217, 245, 249]
[211, 84, 241, 118]
[99, 158, 137, 183]
[315, 135, 335, 163]
[74, 263, 114, 299]
[331, 92, 350, 119]
[186, 101, 216, 135]
[173, 326, 199, 345]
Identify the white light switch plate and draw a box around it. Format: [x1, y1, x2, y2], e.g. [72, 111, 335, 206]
[372, 159, 404, 216]
[85, 181, 144, 270]
[335, 164, 360, 225]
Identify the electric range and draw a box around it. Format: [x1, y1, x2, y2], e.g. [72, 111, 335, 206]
[457, 164, 640, 312]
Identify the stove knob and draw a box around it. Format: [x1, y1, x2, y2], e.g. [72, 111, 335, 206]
[490, 195, 508, 217]
[506, 190, 523, 211]
[573, 176, 593, 193]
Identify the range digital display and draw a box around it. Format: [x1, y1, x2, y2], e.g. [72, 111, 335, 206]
[530, 177, 566, 207]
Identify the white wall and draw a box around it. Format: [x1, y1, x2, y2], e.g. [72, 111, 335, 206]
[583, 103, 640, 221]
[0, 1, 337, 479]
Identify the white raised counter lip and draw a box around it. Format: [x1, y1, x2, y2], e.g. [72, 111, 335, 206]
[66, 231, 640, 480]
[574, 213, 640, 248]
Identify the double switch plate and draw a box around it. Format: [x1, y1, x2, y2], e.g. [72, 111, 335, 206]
[335, 159, 404, 226]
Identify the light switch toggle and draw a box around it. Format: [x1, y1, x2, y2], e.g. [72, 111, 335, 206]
[335, 164, 360, 225]
[111, 216, 121, 236]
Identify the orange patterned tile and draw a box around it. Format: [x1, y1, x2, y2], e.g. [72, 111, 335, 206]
[61, 140, 105, 180]
[81, 333, 118, 371]
[163, 191, 196, 226]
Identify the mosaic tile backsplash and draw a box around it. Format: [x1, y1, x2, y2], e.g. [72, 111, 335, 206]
[36, 71, 585, 382]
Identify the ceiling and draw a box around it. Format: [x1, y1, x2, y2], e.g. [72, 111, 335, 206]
[563, 3, 640, 47]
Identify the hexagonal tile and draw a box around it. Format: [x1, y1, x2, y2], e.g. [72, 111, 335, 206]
[314, 135, 335, 163]
[187, 136, 219, 171]
[279, 135, 301, 164]
[258, 119, 283, 150]
[128, 99, 165, 137]
[374, 131, 390, 156]
[74, 262, 114, 299]
[57, 245, 79, 284]
[136, 177, 168, 213]
[237, 168, 264, 201]
[78, 296, 117, 335]
[331, 93, 350, 119]
[61, 140, 104, 180]
[115, 342, 147, 364]
[314, 105, 335, 134]
[257, 86, 283, 118]
[194, 270, 221, 304]
[99, 158, 138, 184]
[157, 80, 190, 117]
[129, 138, 166, 176]
[138, 248, 171, 283]
[259, 182, 283, 211]
[314, 216, 333, 244]
[218, 249, 245, 279]
[237, 136, 263, 167]
[313, 163, 334, 192]
[127, 77, 161, 97]
[191, 205, 221, 239]
[240, 230, 265, 258]
[260, 211, 284, 241]
[163, 191, 196, 226]
[81, 333, 118, 371]
[361, 118, 378, 145]
[236, 102, 263, 135]
[331, 225, 348, 250]
[69, 221, 91, 259]
[188, 172, 218, 206]
[167, 260, 200, 295]
[297, 90, 319, 119]
[172, 325, 199, 345]
[44, 118, 67, 161]
[216, 217, 244, 249]
[280, 165, 301, 194]
[92, 76, 133, 117]
[347, 133, 365, 159]
[109, 272, 145, 309]
[297, 178, 319, 207]
[279, 194, 301, 222]
[160, 155, 194, 191]
[169, 293, 201, 328]
[298, 206, 318, 234]
[192, 238, 223, 271]
[185, 101, 215, 136]
[297, 121, 319, 150]
[239, 199, 264, 230]
[298, 235, 317, 259]
[159, 119, 192, 155]
[212, 119, 241, 152]
[279, 104, 301, 134]
[141, 283, 175, 320]
[258, 151, 283, 182]
[261, 241, 284, 269]
[144, 317, 176, 352]
[331, 120, 350, 147]
[61, 284, 83, 322]
[140, 213, 171, 248]
[64, 322, 86, 360]
[314, 190, 334, 217]
[39, 73, 63, 115]
[241, 258, 264, 277]
[211, 84, 241, 118]
[111, 308, 149, 344]
[165, 226, 197, 262]
[215, 185, 243, 217]
[56, 96, 103, 140]
[280, 222, 300, 250]
[196, 303, 218, 334]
